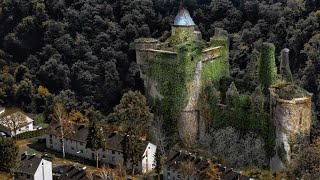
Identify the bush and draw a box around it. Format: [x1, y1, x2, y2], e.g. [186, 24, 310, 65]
[15, 128, 47, 140]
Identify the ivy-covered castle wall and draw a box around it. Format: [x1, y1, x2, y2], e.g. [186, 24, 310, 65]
[270, 84, 312, 170]
[135, 30, 228, 145]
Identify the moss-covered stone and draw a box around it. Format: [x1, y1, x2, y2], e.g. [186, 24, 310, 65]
[259, 42, 277, 88]
[201, 36, 230, 83]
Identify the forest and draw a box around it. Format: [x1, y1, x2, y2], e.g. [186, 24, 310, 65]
[0, 0, 320, 178]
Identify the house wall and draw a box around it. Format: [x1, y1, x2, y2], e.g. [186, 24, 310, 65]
[46, 134, 155, 173]
[33, 159, 53, 180]
[14, 173, 34, 180]
[163, 165, 199, 180]
[141, 143, 157, 173]
[13, 120, 33, 136]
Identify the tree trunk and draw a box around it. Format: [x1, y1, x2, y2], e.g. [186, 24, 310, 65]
[62, 137, 65, 159]
[96, 150, 99, 168]
[132, 163, 135, 177]
[61, 126, 65, 159]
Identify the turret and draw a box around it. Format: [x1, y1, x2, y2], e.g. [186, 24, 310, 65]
[270, 83, 312, 170]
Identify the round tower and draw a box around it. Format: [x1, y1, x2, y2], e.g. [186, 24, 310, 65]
[270, 84, 312, 170]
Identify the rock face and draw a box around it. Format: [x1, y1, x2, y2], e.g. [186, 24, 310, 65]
[270, 85, 312, 170]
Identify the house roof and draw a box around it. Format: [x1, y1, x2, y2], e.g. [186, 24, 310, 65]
[16, 154, 51, 175]
[0, 110, 33, 132]
[174, 8, 195, 26]
[165, 150, 251, 180]
[46, 121, 149, 152]
[58, 166, 88, 180]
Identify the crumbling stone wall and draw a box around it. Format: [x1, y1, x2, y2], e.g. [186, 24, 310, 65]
[270, 87, 312, 170]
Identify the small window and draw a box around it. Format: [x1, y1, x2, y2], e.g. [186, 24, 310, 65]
[80, 150, 83, 153]
[103, 155, 106, 158]
[50, 135, 52, 138]
[148, 147, 150, 149]
[27, 175, 31, 179]
[112, 150, 115, 154]
[71, 147, 75, 150]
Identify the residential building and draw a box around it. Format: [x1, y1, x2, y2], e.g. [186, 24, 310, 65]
[55, 166, 88, 180]
[0, 108, 34, 136]
[15, 153, 53, 180]
[163, 150, 251, 180]
[46, 121, 157, 174]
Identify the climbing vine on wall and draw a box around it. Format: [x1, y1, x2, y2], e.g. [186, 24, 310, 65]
[147, 41, 203, 136]
[198, 83, 276, 158]
[201, 35, 230, 83]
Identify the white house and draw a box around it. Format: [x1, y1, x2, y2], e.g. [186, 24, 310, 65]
[0, 109, 34, 136]
[14, 154, 53, 180]
[46, 121, 157, 174]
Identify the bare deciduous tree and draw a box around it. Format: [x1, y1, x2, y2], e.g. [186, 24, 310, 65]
[179, 161, 197, 179]
[151, 116, 167, 156]
[52, 103, 73, 159]
[0, 108, 27, 138]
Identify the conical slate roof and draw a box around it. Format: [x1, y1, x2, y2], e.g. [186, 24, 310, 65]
[174, 8, 195, 26]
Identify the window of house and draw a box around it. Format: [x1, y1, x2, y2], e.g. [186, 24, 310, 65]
[27, 175, 31, 179]
[103, 155, 106, 158]
[112, 150, 115, 154]
[50, 135, 52, 138]
[148, 146, 150, 149]
[50, 139, 52, 144]
[71, 147, 75, 150]
[80, 150, 83, 153]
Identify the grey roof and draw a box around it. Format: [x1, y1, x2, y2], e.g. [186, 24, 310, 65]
[16, 154, 51, 175]
[58, 166, 88, 180]
[174, 8, 195, 26]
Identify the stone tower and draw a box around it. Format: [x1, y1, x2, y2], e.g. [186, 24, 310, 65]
[135, 8, 228, 146]
[270, 84, 312, 170]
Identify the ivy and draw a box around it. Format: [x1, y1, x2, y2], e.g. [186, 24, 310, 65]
[201, 35, 230, 83]
[147, 41, 202, 136]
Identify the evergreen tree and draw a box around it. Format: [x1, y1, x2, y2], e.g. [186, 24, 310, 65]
[86, 121, 105, 168]
[153, 148, 162, 180]
[259, 42, 277, 88]
[0, 138, 20, 173]
[121, 128, 144, 176]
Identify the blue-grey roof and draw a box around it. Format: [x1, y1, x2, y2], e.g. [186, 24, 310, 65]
[174, 8, 195, 26]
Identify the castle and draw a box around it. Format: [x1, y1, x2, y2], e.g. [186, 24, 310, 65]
[135, 8, 229, 144]
[135, 8, 312, 170]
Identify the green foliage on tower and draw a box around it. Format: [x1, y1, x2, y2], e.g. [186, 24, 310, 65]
[147, 41, 202, 137]
[201, 35, 230, 83]
[0, 138, 20, 173]
[259, 42, 277, 88]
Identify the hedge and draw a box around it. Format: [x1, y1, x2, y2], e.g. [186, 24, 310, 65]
[15, 128, 48, 140]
